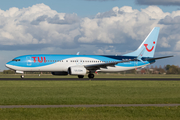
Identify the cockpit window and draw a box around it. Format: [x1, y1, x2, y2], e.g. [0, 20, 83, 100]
[12, 59, 21, 62]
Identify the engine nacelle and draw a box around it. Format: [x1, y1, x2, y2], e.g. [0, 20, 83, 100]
[51, 72, 68, 75]
[68, 67, 86, 75]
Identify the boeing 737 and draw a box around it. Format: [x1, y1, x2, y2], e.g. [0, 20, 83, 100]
[6, 27, 173, 79]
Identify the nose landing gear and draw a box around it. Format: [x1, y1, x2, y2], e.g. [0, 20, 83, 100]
[21, 75, 24, 79]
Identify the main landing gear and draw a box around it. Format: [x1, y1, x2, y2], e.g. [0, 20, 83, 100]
[88, 74, 94, 79]
[78, 74, 94, 79]
[78, 75, 84, 78]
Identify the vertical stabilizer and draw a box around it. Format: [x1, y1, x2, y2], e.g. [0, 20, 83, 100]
[124, 27, 160, 58]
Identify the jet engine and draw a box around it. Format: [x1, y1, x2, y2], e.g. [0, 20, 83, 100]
[68, 66, 86, 75]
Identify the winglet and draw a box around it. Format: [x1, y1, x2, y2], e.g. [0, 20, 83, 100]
[76, 52, 80, 55]
[137, 48, 145, 63]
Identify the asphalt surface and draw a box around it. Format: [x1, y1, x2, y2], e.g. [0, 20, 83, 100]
[0, 104, 180, 108]
[0, 78, 180, 80]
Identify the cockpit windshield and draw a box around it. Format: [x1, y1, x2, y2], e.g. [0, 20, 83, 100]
[12, 59, 21, 62]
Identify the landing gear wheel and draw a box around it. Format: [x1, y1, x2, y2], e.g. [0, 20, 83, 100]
[21, 75, 24, 79]
[88, 74, 94, 79]
[78, 75, 84, 79]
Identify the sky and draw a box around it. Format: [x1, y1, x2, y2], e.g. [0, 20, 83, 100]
[0, 0, 180, 70]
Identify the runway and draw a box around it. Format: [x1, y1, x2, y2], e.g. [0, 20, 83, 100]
[0, 78, 180, 80]
[0, 104, 180, 108]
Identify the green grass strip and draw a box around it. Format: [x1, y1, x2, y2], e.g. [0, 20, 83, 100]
[0, 107, 180, 120]
[1, 74, 180, 78]
[0, 81, 180, 105]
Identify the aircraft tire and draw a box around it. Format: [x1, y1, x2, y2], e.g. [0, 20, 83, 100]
[88, 74, 94, 79]
[78, 75, 84, 78]
[21, 75, 24, 79]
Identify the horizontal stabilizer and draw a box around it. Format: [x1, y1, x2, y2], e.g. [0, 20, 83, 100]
[147, 55, 174, 61]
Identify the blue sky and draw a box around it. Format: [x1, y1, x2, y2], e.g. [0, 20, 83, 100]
[0, 0, 180, 70]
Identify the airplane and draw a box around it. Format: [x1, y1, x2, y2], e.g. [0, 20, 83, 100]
[5, 27, 173, 79]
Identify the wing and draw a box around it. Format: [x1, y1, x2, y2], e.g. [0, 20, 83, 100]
[84, 59, 136, 70]
[84, 55, 173, 71]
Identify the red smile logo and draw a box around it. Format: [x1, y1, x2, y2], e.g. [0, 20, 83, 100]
[144, 41, 155, 52]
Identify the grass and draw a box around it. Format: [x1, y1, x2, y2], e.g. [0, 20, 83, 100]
[0, 76, 180, 120]
[0, 107, 180, 120]
[0, 73, 180, 78]
[0, 80, 180, 105]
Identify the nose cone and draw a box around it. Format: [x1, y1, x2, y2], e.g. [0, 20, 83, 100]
[6, 63, 10, 68]
[5, 62, 13, 69]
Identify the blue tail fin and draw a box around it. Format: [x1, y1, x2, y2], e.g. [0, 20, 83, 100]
[124, 27, 160, 58]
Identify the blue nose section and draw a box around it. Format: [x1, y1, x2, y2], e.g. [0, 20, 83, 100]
[5, 61, 13, 69]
